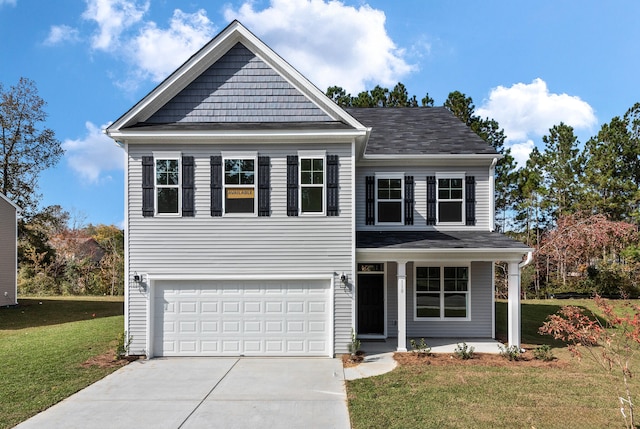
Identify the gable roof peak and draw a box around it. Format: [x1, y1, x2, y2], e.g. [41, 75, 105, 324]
[106, 20, 366, 137]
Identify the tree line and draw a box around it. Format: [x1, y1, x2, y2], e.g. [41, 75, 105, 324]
[327, 83, 640, 298]
[1, 77, 124, 296]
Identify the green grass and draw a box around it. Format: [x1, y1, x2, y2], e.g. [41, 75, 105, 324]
[348, 298, 640, 429]
[0, 297, 124, 429]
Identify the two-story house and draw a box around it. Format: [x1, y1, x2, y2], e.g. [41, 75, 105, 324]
[106, 21, 531, 358]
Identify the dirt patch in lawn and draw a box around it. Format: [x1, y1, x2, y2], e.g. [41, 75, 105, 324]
[393, 350, 568, 368]
[80, 352, 140, 369]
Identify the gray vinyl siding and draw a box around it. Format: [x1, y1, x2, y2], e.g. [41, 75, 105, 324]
[126, 143, 353, 355]
[0, 198, 16, 306]
[405, 261, 493, 338]
[355, 166, 491, 230]
[147, 43, 332, 124]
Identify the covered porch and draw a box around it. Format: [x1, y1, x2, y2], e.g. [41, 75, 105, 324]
[355, 230, 532, 352]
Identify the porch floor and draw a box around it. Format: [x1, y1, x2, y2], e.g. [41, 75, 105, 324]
[359, 338, 503, 354]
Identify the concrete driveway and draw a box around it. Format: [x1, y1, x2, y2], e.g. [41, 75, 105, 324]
[15, 358, 351, 429]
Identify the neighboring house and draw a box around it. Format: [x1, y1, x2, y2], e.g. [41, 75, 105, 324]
[0, 193, 19, 307]
[106, 21, 531, 357]
[50, 233, 105, 264]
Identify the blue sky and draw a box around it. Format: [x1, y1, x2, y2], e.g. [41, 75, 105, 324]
[1, 0, 639, 227]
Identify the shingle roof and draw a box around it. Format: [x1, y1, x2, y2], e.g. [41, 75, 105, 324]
[356, 230, 530, 250]
[345, 107, 498, 156]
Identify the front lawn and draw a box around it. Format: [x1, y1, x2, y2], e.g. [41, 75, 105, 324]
[347, 299, 640, 429]
[0, 297, 125, 429]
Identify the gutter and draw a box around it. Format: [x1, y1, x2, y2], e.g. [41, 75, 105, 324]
[519, 251, 533, 268]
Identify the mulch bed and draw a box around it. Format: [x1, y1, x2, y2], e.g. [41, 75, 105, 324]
[393, 349, 567, 368]
[80, 352, 140, 369]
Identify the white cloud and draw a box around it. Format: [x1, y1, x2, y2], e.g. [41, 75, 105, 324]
[63, 122, 124, 183]
[508, 139, 535, 168]
[44, 25, 80, 46]
[224, 0, 415, 93]
[82, 0, 149, 51]
[130, 9, 215, 82]
[0, 0, 17, 6]
[476, 78, 597, 166]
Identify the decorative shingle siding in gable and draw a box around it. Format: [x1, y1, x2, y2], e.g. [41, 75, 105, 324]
[146, 43, 332, 123]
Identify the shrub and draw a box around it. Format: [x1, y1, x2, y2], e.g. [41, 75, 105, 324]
[410, 338, 431, 357]
[348, 328, 361, 356]
[498, 344, 522, 361]
[454, 342, 475, 360]
[115, 331, 132, 359]
[533, 344, 555, 362]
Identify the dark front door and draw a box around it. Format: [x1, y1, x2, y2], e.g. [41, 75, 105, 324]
[357, 274, 385, 335]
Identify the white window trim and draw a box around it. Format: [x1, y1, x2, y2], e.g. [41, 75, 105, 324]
[298, 150, 326, 216]
[153, 151, 181, 217]
[436, 172, 466, 226]
[413, 264, 471, 321]
[374, 172, 404, 226]
[222, 151, 258, 217]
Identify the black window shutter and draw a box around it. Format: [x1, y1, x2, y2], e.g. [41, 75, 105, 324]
[326, 155, 339, 216]
[465, 176, 476, 226]
[210, 156, 222, 217]
[287, 155, 299, 216]
[365, 176, 375, 225]
[142, 156, 154, 217]
[426, 176, 436, 225]
[182, 156, 195, 217]
[258, 156, 270, 217]
[404, 175, 414, 225]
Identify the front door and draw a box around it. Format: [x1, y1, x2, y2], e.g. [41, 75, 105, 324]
[357, 273, 385, 336]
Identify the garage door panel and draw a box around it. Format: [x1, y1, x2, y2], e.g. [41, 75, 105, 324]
[154, 280, 331, 357]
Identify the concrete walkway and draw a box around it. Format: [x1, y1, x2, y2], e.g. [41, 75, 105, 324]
[15, 358, 350, 429]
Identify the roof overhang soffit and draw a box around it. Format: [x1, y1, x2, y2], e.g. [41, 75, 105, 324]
[108, 129, 366, 145]
[105, 21, 367, 136]
[356, 247, 532, 263]
[356, 153, 501, 167]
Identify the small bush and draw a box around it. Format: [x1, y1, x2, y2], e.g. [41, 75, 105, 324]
[410, 338, 431, 357]
[533, 344, 555, 362]
[115, 331, 132, 359]
[454, 342, 475, 360]
[348, 328, 361, 356]
[498, 344, 522, 361]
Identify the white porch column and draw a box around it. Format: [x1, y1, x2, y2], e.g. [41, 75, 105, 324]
[507, 261, 521, 348]
[397, 261, 407, 352]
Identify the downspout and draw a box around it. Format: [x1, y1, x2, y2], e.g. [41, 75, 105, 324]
[489, 158, 497, 232]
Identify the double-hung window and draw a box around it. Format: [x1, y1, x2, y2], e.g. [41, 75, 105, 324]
[376, 174, 403, 224]
[224, 156, 256, 214]
[415, 266, 469, 319]
[155, 154, 180, 215]
[437, 175, 464, 224]
[300, 155, 324, 214]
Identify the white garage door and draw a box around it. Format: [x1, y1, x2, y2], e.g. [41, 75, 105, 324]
[153, 280, 331, 357]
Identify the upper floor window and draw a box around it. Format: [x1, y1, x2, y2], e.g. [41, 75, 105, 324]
[415, 266, 469, 320]
[224, 157, 256, 214]
[142, 153, 194, 218]
[376, 175, 403, 224]
[156, 158, 180, 214]
[365, 174, 414, 225]
[300, 156, 324, 214]
[438, 177, 464, 223]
